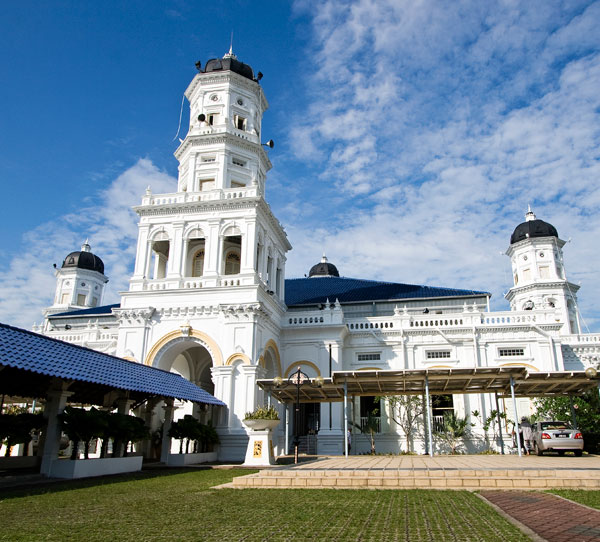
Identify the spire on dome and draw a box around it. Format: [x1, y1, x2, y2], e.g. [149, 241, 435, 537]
[321, 254, 328, 263]
[525, 205, 536, 222]
[81, 239, 91, 252]
[224, 32, 236, 59]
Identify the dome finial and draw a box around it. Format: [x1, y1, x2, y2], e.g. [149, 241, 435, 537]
[224, 31, 236, 59]
[321, 253, 328, 263]
[81, 239, 91, 252]
[525, 205, 536, 222]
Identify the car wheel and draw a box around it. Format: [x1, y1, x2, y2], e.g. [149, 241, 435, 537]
[574, 450, 583, 457]
[535, 443, 543, 456]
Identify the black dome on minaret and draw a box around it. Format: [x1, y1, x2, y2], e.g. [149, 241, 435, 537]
[201, 49, 256, 81]
[309, 255, 340, 278]
[62, 241, 105, 274]
[510, 208, 559, 245]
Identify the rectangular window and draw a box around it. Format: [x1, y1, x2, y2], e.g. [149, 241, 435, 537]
[234, 115, 246, 130]
[522, 268, 531, 281]
[499, 348, 525, 357]
[199, 179, 215, 191]
[539, 266, 550, 278]
[232, 157, 246, 167]
[207, 113, 218, 126]
[61, 293, 70, 304]
[91, 297, 98, 307]
[357, 353, 381, 362]
[426, 351, 451, 359]
[201, 156, 216, 163]
[77, 294, 86, 306]
[231, 180, 246, 188]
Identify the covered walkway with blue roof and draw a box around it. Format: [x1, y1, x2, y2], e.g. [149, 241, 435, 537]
[0, 323, 224, 477]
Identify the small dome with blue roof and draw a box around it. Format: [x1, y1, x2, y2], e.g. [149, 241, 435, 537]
[510, 207, 559, 245]
[309, 255, 340, 278]
[61, 240, 105, 275]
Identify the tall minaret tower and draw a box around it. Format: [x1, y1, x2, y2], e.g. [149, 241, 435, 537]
[127, 50, 291, 298]
[45, 241, 109, 316]
[505, 207, 580, 334]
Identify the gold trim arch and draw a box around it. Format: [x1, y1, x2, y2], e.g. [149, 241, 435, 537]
[284, 360, 321, 378]
[259, 339, 283, 377]
[500, 362, 540, 372]
[144, 328, 224, 367]
[225, 353, 252, 365]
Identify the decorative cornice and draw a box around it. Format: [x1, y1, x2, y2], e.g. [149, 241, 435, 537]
[113, 307, 156, 323]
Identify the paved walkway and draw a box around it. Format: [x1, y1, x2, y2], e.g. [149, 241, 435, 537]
[480, 490, 600, 542]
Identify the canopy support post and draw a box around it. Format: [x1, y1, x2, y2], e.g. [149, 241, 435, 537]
[495, 392, 505, 455]
[510, 376, 521, 457]
[343, 380, 348, 458]
[425, 375, 434, 456]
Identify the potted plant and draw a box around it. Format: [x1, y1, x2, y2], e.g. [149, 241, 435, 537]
[243, 405, 280, 431]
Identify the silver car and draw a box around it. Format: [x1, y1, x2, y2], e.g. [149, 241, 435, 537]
[532, 420, 584, 456]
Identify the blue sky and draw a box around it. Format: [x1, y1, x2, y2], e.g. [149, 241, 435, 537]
[1, 0, 600, 332]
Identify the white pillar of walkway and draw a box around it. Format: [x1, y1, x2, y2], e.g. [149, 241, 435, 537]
[343, 381, 348, 457]
[160, 398, 177, 463]
[510, 376, 522, 458]
[40, 383, 74, 476]
[424, 376, 434, 457]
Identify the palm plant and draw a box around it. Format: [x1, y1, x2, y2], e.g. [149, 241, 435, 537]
[434, 412, 469, 454]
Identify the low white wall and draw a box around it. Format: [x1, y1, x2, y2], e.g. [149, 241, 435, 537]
[49, 456, 143, 479]
[167, 451, 218, 466]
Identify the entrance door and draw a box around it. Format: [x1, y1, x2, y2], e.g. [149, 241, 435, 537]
[293, 403, 320, 436]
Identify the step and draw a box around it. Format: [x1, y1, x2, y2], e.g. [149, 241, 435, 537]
[231, 474, 600, 490]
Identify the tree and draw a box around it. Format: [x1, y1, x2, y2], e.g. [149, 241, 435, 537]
[383, 395, 424, 453]
[353, 408, 379, 455]
[532, 392, 600, 433]
[0, 412, 44, 457]
[471, 409, 511, 452]
[434, 412, 469, 454]
[59, 407, 95, 460]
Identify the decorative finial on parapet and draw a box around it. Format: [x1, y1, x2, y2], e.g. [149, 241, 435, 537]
[394, 305, 401, 316]
[146, 186, 152, 195]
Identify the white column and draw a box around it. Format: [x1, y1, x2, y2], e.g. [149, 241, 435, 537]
[133, 225, 150, 278]
[160, 399, 177, 463]
[211, 365, 234, 429]
[425, 376, 434, 456]
[510, 376, 522, 458]
[40, 383, 74, 476]
[242, 219, 257, 274]
[168, 222, 185, 278]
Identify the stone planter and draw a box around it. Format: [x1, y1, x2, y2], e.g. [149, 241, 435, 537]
[167, 451, 218, 466]
[243, 418, 281, 466]
[242, 419, 280, 431]
[48, 456, 143, 479]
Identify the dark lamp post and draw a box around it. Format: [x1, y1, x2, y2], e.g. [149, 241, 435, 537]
[274, 368, 323, 464]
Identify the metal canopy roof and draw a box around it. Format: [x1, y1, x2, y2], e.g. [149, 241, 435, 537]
[257, 367, 599, 403]
[0, 323, 224, 406]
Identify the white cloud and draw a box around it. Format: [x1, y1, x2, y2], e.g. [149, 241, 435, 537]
[0, 159, 176, 329]
[284, 0, 600, 330]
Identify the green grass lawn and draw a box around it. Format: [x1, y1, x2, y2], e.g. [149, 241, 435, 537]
[548, 489, 600, 510]
[0, 468, 530, 542]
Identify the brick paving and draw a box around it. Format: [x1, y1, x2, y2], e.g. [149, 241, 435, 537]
[480, 490, 600, 542]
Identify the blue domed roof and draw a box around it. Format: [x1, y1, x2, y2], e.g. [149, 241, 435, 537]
[62, 242, 105, 275]
[201, 51, 256, 81]
[309, 255, 340, 278]
[510, 209, 558, 245]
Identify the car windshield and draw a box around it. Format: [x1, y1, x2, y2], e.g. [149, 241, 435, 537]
[540, 422, 571, 430]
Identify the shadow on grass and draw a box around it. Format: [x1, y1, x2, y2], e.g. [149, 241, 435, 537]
[0, 465, 240, 500]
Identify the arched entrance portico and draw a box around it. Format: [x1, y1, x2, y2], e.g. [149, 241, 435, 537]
[144, 332, 222, 456]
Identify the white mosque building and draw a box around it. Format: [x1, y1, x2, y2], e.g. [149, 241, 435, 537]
[35, 50, 600, 460]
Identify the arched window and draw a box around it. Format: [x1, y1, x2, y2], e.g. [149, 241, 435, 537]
[225, 251, 241, 275]
[192, 250, 205, 277]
